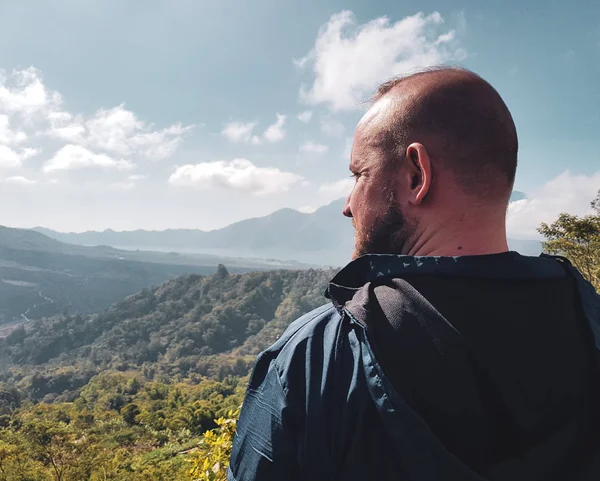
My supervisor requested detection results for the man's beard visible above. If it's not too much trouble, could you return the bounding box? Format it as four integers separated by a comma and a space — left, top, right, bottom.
352, 202, 416, 260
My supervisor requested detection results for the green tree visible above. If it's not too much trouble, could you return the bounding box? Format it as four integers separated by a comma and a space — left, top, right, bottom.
538, 189, 600, 290
21, 419, 81, 481
0, 430, 46, 481
121, 403, 141, 425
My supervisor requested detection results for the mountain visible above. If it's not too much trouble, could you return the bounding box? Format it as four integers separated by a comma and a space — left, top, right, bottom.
0, 226, 310, 325
35, 197, 543, 265
0, 266, 336, 398
33, 200, 353, 266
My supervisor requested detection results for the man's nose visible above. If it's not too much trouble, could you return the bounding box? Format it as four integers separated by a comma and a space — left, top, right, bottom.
343, 195, 352, 218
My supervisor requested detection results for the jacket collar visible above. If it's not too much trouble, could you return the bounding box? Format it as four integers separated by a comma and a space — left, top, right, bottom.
326, 251, 567, 310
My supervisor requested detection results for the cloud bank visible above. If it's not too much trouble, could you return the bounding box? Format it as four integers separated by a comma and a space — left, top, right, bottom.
296, 10, 466, 111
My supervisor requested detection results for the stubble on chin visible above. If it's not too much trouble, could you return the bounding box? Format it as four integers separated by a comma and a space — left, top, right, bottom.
350, 219, 362, 260
350, 207, 415, 260
351, 222, 370, 260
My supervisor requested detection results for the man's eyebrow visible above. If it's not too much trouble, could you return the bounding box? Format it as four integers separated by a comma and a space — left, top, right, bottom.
349, 155, 368, 171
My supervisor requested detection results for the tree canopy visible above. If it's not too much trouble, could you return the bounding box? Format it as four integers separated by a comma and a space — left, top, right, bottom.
538, 190, 600, 290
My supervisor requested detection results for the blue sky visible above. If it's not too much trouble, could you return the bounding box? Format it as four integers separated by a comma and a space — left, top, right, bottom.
0, 0, 598, 238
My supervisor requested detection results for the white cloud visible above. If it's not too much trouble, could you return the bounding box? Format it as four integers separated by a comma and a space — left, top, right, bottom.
0, 115, 27, 144
296, 10, 466, 110
0, 67, 62, 118
222, 121, 256, 143
507, 170, 600, 238
4, 175, 37, 185
300, 141, 329, 154
84, 106, 141, 152
320, 118, 345, 137
109, 174, 146, 191
47, 111, 85, 141
86, 107, 190, 159
169, 158, 303, 195
0, 68, 189, 181
297, 110, 313, 123
47, 111, 73, 123
223, 114, 286, 145
0, 144, 41, 169
123, 123, 190, 160
49, 124, 86, 142
262, 113, 286, 143
44, 144, 134, 173
21, 147, 41, 160
0, 145, 22, 168
47, 105, 191, 160
318, 178, 354, 202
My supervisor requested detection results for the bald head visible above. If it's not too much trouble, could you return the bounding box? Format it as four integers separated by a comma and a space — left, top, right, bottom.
368, 67, 518, 201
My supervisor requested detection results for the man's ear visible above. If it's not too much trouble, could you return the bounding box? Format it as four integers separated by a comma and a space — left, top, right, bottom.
405, 143, 432, 205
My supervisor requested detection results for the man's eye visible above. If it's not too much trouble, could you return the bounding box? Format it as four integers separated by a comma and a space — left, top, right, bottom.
350, 172, 360, 179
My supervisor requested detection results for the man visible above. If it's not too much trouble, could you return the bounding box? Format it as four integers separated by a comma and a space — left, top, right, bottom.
227, 67, 600, 481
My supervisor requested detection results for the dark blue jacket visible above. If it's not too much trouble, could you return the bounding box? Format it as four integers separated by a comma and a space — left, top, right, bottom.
228, 253, 600, 481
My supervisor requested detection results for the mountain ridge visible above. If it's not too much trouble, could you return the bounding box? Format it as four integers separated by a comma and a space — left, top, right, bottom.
0, 225, 312, 324
33, 196, 543, 265
0, 266, 337, 397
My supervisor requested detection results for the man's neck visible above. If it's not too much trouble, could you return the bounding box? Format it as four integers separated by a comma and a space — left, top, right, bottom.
405, 217, 509, 257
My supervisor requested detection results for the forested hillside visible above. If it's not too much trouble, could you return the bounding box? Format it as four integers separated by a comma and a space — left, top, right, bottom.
0, 265, 335, 398
0, 265, 336, 479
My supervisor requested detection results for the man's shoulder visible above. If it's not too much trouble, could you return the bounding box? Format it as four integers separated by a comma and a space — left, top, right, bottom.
266, 303, 343, 360
249, 303, 348, 392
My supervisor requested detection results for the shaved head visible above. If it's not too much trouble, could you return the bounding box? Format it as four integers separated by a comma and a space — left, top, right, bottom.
344, 67, 517, 258
368, 67, 518, 200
